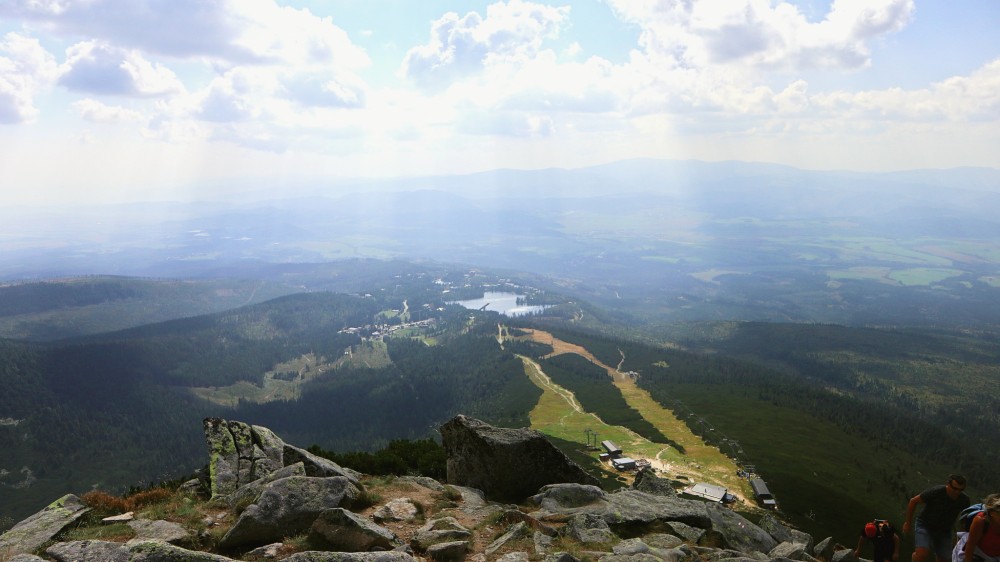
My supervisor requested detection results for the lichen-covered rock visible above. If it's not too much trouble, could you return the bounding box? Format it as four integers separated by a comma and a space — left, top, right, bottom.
439, 415, 599, 502
0, 494, 91, 557
203, 418, 285, 499
218, 475, 360, 549
309, 508, 399, 552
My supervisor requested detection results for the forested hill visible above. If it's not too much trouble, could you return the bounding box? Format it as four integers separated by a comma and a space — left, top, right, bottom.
2, 276, 998, 550
0, 290, 543, 527
0, 276, 299, 341
522, 322, 1000, 548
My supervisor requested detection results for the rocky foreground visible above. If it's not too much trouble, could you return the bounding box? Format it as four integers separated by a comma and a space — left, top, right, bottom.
0, 415, 853, 562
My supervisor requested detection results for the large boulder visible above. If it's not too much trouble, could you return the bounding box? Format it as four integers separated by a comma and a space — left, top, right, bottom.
439, 415, 599, 502
0, 494, 91, 557
203, 418, 285, 499
204, 418, 359, 501
218, 475, 360, 549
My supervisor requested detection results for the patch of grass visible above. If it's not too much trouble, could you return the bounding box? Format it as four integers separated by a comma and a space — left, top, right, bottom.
350, 487, 384, 511
61, 522, 136, 542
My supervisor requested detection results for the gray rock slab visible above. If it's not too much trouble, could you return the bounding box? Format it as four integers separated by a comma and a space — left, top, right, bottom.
374, 498, 420, 523
309, 508, 398, 552
282, 552, 418, 562
644, 533, 685, 549
598, 554, 663, 562
545, 553, 582, 562
604, 490, 711, 534
126, 539, 240, 561
564, 513, 615, 544
425, 540, 470, 562
770, 542, 808, 560
45, 540, 129, 562
614, 538, 652, 555
486, 522, 531, 556
227, 461, 306, 511
813, 537, 835, 561
703, 504, 778, 555
0, 494, 91, 557
126, 518, 190, 545
283, 444, 361, 485
218, 475, 359, 549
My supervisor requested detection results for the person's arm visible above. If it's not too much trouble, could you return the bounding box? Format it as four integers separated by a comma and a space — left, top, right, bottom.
965, 514, 986, 562
892, 532, 900, 561
904, 495, 924, 534
855, 535, 865, 558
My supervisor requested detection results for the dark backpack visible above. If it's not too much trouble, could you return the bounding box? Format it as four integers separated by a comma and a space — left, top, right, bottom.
959, 503, 987, 532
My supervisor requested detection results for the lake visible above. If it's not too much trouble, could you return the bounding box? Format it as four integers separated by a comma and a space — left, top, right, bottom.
449, 292, 549, 317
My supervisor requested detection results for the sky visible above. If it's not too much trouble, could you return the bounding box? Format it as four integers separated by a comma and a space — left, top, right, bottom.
0, 0, 998, 204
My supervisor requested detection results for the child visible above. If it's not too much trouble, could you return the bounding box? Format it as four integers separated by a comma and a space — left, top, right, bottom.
857, 519, 900, 562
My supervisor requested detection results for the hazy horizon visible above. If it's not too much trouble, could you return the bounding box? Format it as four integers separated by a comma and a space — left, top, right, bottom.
2, 1, 999, 205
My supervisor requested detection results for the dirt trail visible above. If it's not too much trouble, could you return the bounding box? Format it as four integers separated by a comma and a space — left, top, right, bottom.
517, 327, 752, 503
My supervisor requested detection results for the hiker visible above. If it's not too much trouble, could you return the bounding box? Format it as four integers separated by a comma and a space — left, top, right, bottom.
960, 494, 1000, 562
904, 474, 971, 562
855, 519, 900, 562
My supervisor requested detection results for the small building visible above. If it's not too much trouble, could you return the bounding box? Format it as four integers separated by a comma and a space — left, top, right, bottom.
682, 483, 737, 504
750, 478, 777, 509
611, 457, 637, 471
599, 453, 610, 462
601, 440, 623, 458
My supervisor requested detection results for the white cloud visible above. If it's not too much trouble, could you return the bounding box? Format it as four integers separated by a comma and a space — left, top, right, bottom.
401, 0, 571, 91
0, 32, 58, 124
58, 41, 184, 97
0, 0, 370, 68
607, 0, 914, 71
457, 108, 555, 137
72, 98, 144, 123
